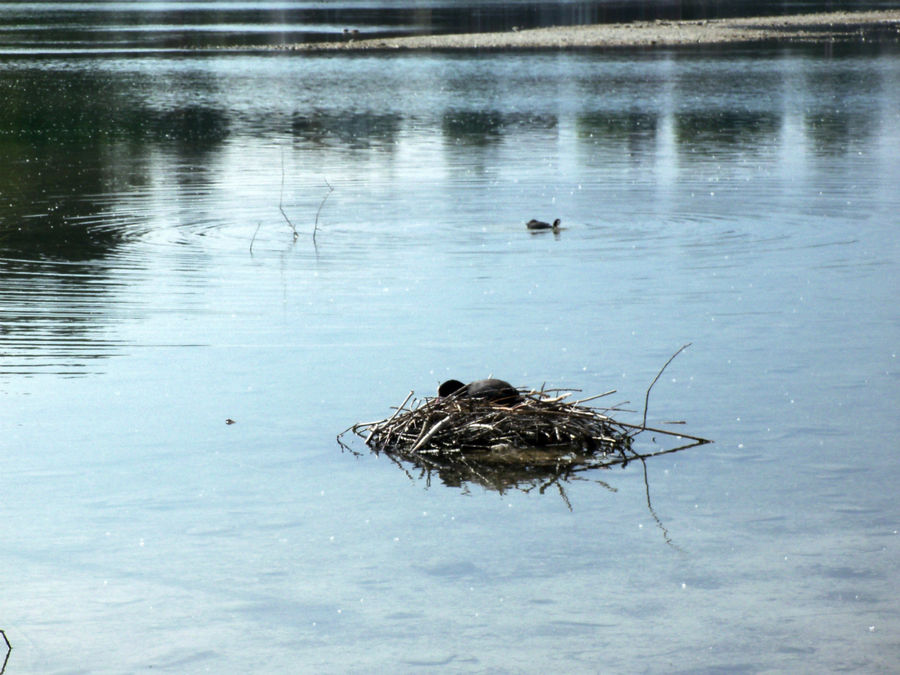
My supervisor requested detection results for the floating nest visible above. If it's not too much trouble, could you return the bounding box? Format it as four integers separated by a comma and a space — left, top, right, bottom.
338, 384, 710, 494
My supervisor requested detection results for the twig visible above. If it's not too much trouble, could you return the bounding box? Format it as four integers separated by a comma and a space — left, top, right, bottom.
556, 481, 573, 511
643, 343, 691, 428
630, 438, 709, 461
368, 391, 415, 440
249, 222, 261, 254
279, 150, 298, 239
411, 416, 451, 452
1, 628, 10, 675
313, 177, 334, 244
617, 420, 711, 445
639, 457, 681, 550
336, 426, 362, 455
571, 389, 617, 405
534, 392, 571, 403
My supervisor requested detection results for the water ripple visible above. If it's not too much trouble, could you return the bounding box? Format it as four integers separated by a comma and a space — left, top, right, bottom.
0, 256, 136, 376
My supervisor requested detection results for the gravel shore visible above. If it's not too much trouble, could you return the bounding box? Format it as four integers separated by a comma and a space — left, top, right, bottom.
283, 10, 900, 51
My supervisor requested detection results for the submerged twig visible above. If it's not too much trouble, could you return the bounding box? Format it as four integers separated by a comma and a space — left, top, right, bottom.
617, 420, 709, 446
313, 176, 334, 244
639, 456, 681, 550
279, 151, 298, 239
249, 222, 261, 254
1, 628, 10, 675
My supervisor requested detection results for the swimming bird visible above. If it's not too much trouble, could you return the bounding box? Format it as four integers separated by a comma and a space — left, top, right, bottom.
438, 378, 521, 404
526, 218, 561, 231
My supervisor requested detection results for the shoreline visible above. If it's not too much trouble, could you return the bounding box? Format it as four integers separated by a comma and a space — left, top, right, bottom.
280, 10, 900, 51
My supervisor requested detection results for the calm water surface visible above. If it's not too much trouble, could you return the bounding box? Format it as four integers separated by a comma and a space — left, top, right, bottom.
1, 26, 899, 675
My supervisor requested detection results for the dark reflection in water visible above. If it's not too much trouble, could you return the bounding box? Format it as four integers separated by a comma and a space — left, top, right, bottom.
443, 110, 558, 146
805, 111, 876, 156
0, 70, 229, 258
292, 110, 401, 151
443, 110, 505, 145
0, 148, 131, 261
2, 71, 121, 258
674, 111, 781, 157
152, 105, 231, 145
577, 111, 658, 159
802, 67, 881, 156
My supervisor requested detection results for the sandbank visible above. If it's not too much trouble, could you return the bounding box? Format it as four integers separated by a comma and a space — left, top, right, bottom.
281, 10, 900, 51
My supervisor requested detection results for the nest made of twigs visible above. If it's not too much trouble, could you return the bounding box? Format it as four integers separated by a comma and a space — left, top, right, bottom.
340, 387, 635, 461
339, 348, 711, 497
338, 381, 711, 496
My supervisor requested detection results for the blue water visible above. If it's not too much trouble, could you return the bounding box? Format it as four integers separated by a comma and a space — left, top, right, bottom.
1, 16, 899, 674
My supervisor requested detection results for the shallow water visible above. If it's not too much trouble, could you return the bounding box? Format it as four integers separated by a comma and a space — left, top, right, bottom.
2, 20, 900, 675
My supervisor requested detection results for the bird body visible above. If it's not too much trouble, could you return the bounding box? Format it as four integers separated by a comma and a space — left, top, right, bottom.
438, 378, 521, 404
526, 218, 561, 231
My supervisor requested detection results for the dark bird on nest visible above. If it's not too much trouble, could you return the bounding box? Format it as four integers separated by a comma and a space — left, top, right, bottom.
526, 218, 561, 231
438, 378, 522, 404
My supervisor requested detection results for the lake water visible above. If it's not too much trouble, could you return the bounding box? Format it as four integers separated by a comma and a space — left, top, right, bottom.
2, 6, 900, 674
